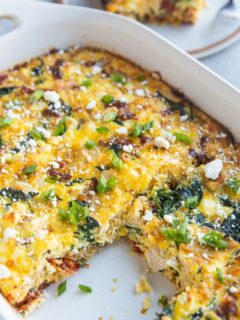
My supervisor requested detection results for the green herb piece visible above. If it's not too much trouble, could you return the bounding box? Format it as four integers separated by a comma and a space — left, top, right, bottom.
85, 140, 96, 149
78, 284, 92, 293
0, 117, 13, 129
202, 231, 228, 250
0, 188, 38, 202
81, 79, 92, 88
29, 90, 44, 103
23, 165, 38, 175
216, 267, 224, 283
226, 177, 239, 194
29, 127, 44, 140
112, 151, 123, 170
40, 189, 56, 202
132, 121, 154, 137
101, 95, 114, 104
96, 175, 118, 194
136, 74, 145, 82
58, 280, 67, 296
174, 132, 191, 145
111, 73, 127, 85
45, 176, 59, 183
59, 200, 89, 225
54, 117, 67, 136
103, 111, 117, 123
96, 126, 109, 134
162, 218, 191, 246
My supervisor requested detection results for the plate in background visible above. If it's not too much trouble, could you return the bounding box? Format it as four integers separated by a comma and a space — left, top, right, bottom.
58, 0, 240, 59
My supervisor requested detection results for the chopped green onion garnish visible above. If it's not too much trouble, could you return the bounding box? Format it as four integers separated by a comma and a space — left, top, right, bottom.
111, 73, 127, 85
162, 218, 191, 246
58, 280, 67, 296
174, 132, 191, 145
85, 140, 96, 149
202, 231, 228, 250
103, 111, 117, 123
132, 121, 154, 137
29, 127, 44, 140
96, 126, 109, 134
59, 200, 89, 225
29, 90, 44, 103
81, 79, 92, 88
0, 117, 13, 129
40, 189, 56, 201
78, 284, 92, 293
112, 152, 123, 170
216, 267, 224, 283
101, 95, 114, 104
23, 165, 38, 175
185, 195, 199, 210
45, 176, 59, 183
96, 175, 118, 194
54, 117, 67, 136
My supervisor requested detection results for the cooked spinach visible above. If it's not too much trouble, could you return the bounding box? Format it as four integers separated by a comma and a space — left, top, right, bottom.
75, 216, 99, 243
31, 58, 44, 76
0, 86, 17, 97
153, 188, 181, 218
66, 178, 84, 186
221, 209, 240, 242
190, 309, 204, 320
179, 180, 202, 210
0, 188, 38, 202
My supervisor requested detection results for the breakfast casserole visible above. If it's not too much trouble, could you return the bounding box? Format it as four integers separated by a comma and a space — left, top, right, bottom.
0, 47, 239, 319
103, 0, 206, 24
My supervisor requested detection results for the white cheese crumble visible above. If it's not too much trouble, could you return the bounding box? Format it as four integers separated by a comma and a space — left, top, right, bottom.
91, 65, 102, 75
120, 97, 127, 103
204, 159, 223, 180
94, 113, 102, 120
143, 210, 153, 222
229, 286, 238, 293
0, 264, 11, 279
154, 137, 170, 150
123, 144, 133, 153
43, 91, 60, 103
49, 161, 60, 169
135, 89, 145, 97
3, 227, 18, 240
116, 127, 128, 135
163, 214, 173, 224
86, 100, 96, 110
180, 115, 188, 122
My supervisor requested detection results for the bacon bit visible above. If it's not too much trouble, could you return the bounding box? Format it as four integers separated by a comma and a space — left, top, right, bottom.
160, 0, 175, 11
89, 178, 98, 191
21, 86, 34, 94
42, 108, 61, 117
49, 48, 58, 54
59, 161, 67, 169
48, 168, 72, 181
106, 100, 136, 121
0, 74, 8, 84
47, 257, 80, 273
217, 296, 237, 319
50, 65, 62, 79
82, 59, 108, 68
128, 240, 144, 256
12, 62, 28, 71
189, 149, 211, 166
139, 135, 152, 145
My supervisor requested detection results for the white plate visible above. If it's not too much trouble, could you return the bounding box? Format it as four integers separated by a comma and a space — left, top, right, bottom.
0, 1, 240, 320
62, 0, 240, 59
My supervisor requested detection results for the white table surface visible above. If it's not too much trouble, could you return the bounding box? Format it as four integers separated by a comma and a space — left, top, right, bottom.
0, 0, 240, 89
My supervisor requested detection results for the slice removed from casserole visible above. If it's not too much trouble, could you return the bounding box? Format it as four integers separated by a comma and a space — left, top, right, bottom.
103, 0, 206, 24
0, 47, 239, 319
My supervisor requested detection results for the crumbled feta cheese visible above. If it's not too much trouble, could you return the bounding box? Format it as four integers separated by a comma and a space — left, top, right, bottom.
94, 113, 102, 120
43, 91, 60, 103
180, 115, 188, 122
86, 100, 96, 110
154, 137, 170, 150
120, 97, 127, 103
54, 101, 62, 109
163, 214, 173, 224
80, 86, 87, 92
116, 127, 128, 135
202, 252, 208, 259
36, 127, 51, 139
143, 210, 153, 222
91, 65, 102, 75
135, 89, 145, 97
0, 264, 11, 279
229, 286, 238, 293
123, 144, 133, 153
49, 161, 60, 169
204, 159, 223, 180
3, 227, 18, 240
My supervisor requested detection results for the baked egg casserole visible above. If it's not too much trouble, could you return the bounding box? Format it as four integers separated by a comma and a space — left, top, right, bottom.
0, 47, 239, 319
103, 0, 206, 24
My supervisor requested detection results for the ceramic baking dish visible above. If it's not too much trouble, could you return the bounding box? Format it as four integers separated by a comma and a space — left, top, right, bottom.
0, 1, 240, 319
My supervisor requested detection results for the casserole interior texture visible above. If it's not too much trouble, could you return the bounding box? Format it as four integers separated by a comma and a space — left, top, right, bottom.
0, 47, 239, 319
103, 0, 206, 24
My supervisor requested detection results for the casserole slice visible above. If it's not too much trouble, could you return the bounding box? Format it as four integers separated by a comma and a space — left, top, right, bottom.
103, 0, 206, 24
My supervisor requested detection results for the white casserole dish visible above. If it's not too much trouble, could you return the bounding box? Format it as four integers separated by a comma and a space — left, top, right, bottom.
0, 1, 240, 319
